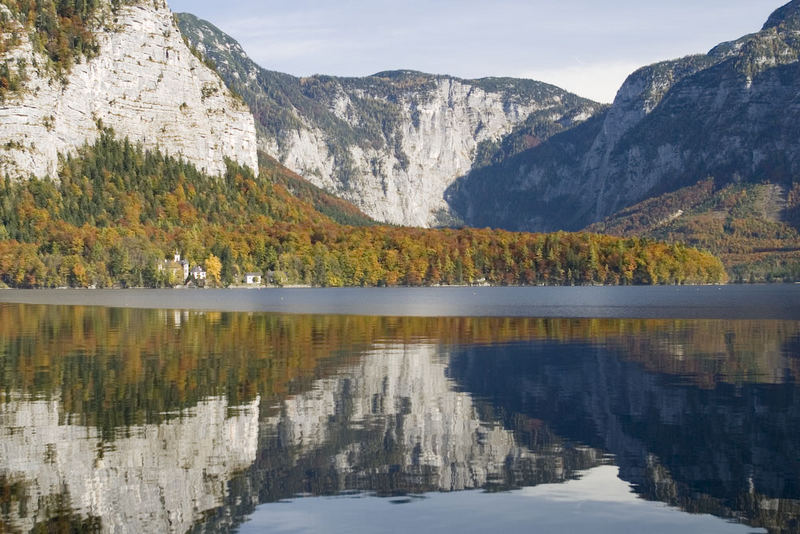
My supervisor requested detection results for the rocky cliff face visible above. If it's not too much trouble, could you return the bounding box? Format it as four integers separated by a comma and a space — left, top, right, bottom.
0, 0, 258, 180
447, 0, 800, 232
176, 14, 600, 227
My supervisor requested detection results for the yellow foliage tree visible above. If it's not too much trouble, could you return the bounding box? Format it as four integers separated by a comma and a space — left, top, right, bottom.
205, 254, 222, 287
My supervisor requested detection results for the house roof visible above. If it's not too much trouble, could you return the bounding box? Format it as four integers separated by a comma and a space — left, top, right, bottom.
191, 266, 205, 273
245, 272, 262, 277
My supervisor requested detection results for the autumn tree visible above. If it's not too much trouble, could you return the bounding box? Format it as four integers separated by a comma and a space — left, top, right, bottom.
205, 254, 222, 287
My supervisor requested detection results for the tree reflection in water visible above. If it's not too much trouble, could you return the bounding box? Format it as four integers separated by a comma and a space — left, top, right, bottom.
0, 303, 797, 533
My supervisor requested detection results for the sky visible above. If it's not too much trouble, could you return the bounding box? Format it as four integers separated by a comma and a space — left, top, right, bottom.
240, 467, 760, 534
168, 0, 784, 103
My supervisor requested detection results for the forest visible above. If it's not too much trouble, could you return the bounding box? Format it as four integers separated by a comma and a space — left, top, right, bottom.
588, 178, 800, 283
1, 0, 107, 69
0, 131, 728, 288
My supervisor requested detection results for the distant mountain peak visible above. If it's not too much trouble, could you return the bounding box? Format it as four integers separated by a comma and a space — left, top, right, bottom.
762, 0, 800, 30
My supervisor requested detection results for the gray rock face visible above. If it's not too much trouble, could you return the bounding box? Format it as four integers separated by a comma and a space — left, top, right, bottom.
0, 0, 258, 180
264, 78, 554, 227
446, 0, 800, 232
176, 14, 600, 227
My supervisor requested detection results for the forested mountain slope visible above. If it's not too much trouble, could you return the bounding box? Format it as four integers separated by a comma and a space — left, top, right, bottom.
258, 152, 375, 227
587, 179, 800, 282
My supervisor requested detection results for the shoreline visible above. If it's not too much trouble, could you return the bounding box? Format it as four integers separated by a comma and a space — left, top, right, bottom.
0, 280, 746, 291
1, 286, 798, 320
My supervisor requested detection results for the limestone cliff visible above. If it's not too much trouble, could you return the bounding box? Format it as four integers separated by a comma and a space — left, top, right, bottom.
176, 14, 601, 227
0, 0, 258, 180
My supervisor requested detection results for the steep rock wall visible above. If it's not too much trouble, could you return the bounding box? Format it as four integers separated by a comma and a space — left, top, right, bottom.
0, 0, 258, 180
263, 79, 572, 227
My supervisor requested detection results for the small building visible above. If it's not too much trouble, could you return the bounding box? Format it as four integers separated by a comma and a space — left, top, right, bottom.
244, 272, 262, 285
174, 253, 189, 281
158, 253, 189, 284
191, 265, 207, 281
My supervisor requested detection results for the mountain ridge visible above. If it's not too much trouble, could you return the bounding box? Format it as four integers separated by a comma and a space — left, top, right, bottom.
176, 12, 602, 227
763, 0, 800, 29
446, 1, 800, 239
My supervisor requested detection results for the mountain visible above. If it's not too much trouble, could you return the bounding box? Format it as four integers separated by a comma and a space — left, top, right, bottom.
0, 1, 728, 289
175, 13, 602, 227
0, 0, 257, 179
446, 0, 800, 240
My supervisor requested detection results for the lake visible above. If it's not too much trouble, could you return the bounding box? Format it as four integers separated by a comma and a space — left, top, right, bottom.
0, 287, 798, 533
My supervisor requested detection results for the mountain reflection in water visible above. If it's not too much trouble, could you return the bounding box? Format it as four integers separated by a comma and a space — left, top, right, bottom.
0, 303, 797, 533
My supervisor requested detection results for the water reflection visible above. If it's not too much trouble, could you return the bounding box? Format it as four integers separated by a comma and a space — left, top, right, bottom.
0, 304, 798, 533
447, 342, 800, 533
259, 344, 603, 494
0, 395, 258, 533
237, 468, 762, 534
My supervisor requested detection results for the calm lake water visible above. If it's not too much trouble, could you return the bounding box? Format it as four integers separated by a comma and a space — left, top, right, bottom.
0, 288, 799, 533
1, 284, 799, 318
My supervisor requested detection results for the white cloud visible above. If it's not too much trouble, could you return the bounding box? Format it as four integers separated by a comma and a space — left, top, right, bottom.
172, 0, 782, 99
521, 61, 645, 103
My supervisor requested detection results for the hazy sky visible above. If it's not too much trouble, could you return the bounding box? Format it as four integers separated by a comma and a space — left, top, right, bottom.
168, 0, 784, 103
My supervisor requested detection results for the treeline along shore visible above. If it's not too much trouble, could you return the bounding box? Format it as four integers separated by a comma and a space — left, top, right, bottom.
0, 132, 727, 288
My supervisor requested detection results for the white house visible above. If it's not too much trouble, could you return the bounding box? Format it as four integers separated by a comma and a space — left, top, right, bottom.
191, 266, 207, 281
244, 272, 262, 285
